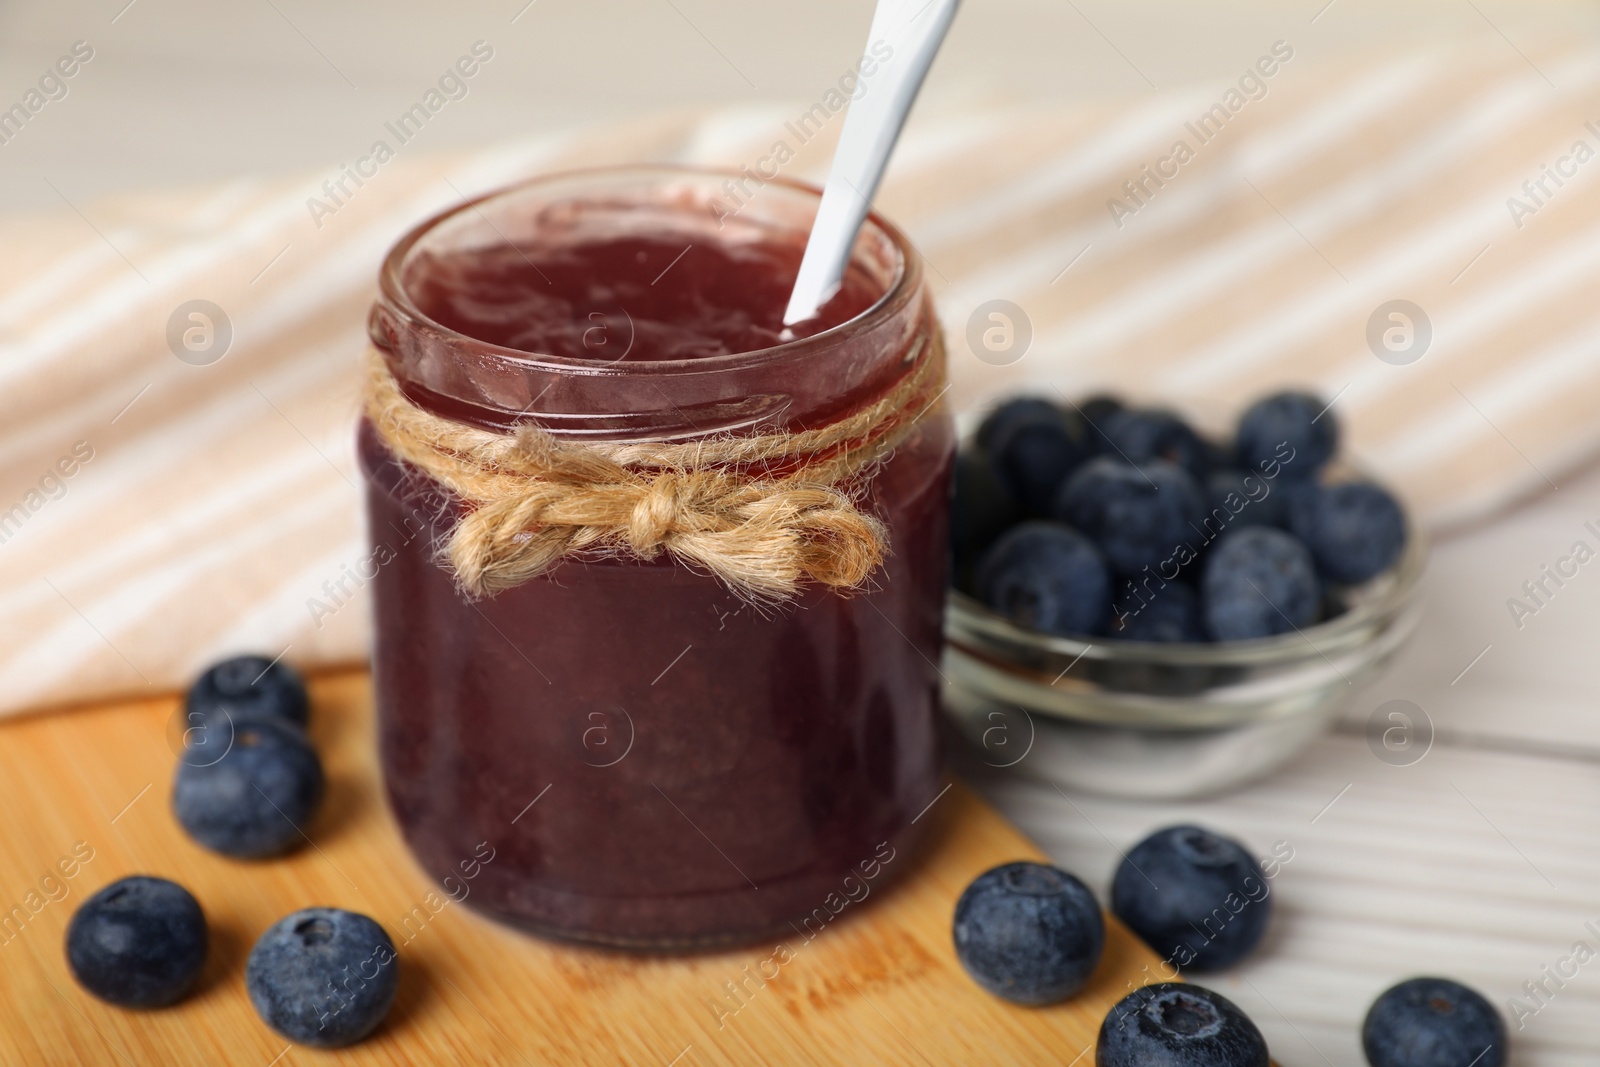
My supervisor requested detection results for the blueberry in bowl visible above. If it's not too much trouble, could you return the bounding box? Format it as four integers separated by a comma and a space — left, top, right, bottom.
1076, 394, 1124, 444
1055, 457, 1206, 577
1235, 390, 1337, 481
1110, 580, 1203, 644
975, 522, 1112, 638
1200, 527, 1321, 641
976, 395, 1066, 452
1287, 480, 1407, 585
1205, 469, 1285, 529
951, 449, 1018, 589
945, 389, 1425, 798
984, 401, 1090, 517
1098, 407, 1213, 483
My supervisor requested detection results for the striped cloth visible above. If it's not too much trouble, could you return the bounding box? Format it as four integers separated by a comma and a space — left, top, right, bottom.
1, 40, 1595, 717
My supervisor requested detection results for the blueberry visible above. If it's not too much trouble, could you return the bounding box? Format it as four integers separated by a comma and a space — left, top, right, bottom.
1111, 825, 1271, 972
247, 908, 398, 1048
1099, 408, 1210, 481
1110, 581, 1203, 643
1236, 390, 1338, 482
976, 522, 1111, 637
1204, 469, 1286, 531
953, 861, 1105, 1005
987, 407, 1089, 516
1077, 394, 1124, 427
951, 449, 1018, 588
1200, 527, 1320, 641
1363, 977, 1506, 1067
1286, 481, 1407, 585
1204, 435, 1238, 472
65, 876, 207, 1008
976, 396, 1063, 452
1075, 394, 1124, 454
186, 654, 309, 728
1056, 457, 1205, 577
1097, 982, 1269, 1067
173, 717, 325, 858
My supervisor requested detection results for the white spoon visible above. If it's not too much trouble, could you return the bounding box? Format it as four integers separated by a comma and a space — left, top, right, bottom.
782, 0, 962, 327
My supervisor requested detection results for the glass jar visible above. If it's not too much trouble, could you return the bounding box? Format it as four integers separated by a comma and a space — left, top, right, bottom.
360, 167, 952, 949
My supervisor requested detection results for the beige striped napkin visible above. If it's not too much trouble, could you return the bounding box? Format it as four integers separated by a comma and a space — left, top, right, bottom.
2, 39, 1595, 717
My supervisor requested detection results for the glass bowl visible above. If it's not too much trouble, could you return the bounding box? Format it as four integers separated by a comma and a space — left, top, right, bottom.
942, 520, 1426, 799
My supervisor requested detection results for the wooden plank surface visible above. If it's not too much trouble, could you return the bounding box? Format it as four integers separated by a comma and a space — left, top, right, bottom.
0, 670, 1163, 1065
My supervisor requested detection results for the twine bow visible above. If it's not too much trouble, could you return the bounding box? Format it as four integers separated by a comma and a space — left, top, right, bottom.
363, 333, 944, 601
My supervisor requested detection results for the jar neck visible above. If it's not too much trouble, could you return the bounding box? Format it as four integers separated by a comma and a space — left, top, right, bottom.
368, 166, 928, 441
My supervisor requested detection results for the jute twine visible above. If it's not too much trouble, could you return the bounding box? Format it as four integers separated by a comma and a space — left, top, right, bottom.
363, 332, 945, 601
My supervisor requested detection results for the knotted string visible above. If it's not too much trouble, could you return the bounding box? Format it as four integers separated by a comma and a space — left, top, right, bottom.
363, 332, 945, 601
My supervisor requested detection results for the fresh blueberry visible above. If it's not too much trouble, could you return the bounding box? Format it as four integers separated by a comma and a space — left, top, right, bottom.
976, 396, 1063, 452
1286, 481, 1407, 585
951, 449, 1018, 588
1204, 469, 1286, 531
1099, 408, 1211, 482
1110, 581, 1203, 643
1055, 457, 1205, 577
1078, 394, 1123, 423
186, 654, 309, 728
976, 522, 1111, 637
1097, 982, 1269, 1067
1235, 390, 1338, 481
1363, 977, 1506, 1067
247, 908, 398, 1048
1075, 394, 1124, 452
65, 876, 208, 1008
1111, 825, 1271, 972
1205, 435, 1238, 472
172, 717, 325, 859
987, 407, 1089, 516
1200, 527, 1320, 641
953, 861, 1105, 1005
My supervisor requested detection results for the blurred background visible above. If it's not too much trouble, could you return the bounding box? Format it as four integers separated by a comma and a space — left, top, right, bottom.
3, 0, 1596, 206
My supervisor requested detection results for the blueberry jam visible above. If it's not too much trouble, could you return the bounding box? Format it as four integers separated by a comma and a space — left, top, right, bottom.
364, 177, 951, 949
404, 233, 880, 361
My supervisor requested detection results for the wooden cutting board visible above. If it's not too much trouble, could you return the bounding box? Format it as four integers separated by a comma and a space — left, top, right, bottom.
0, 670, 1163, 1065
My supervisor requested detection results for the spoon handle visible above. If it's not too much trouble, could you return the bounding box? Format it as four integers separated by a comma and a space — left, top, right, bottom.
783, 0, 961, 326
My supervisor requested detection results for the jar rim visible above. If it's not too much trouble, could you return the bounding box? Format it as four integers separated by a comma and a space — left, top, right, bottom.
373, 164, 922, 378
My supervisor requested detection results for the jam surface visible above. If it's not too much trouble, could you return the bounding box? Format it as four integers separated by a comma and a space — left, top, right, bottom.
405, 234, 881, 360
367, 220, 950, 948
